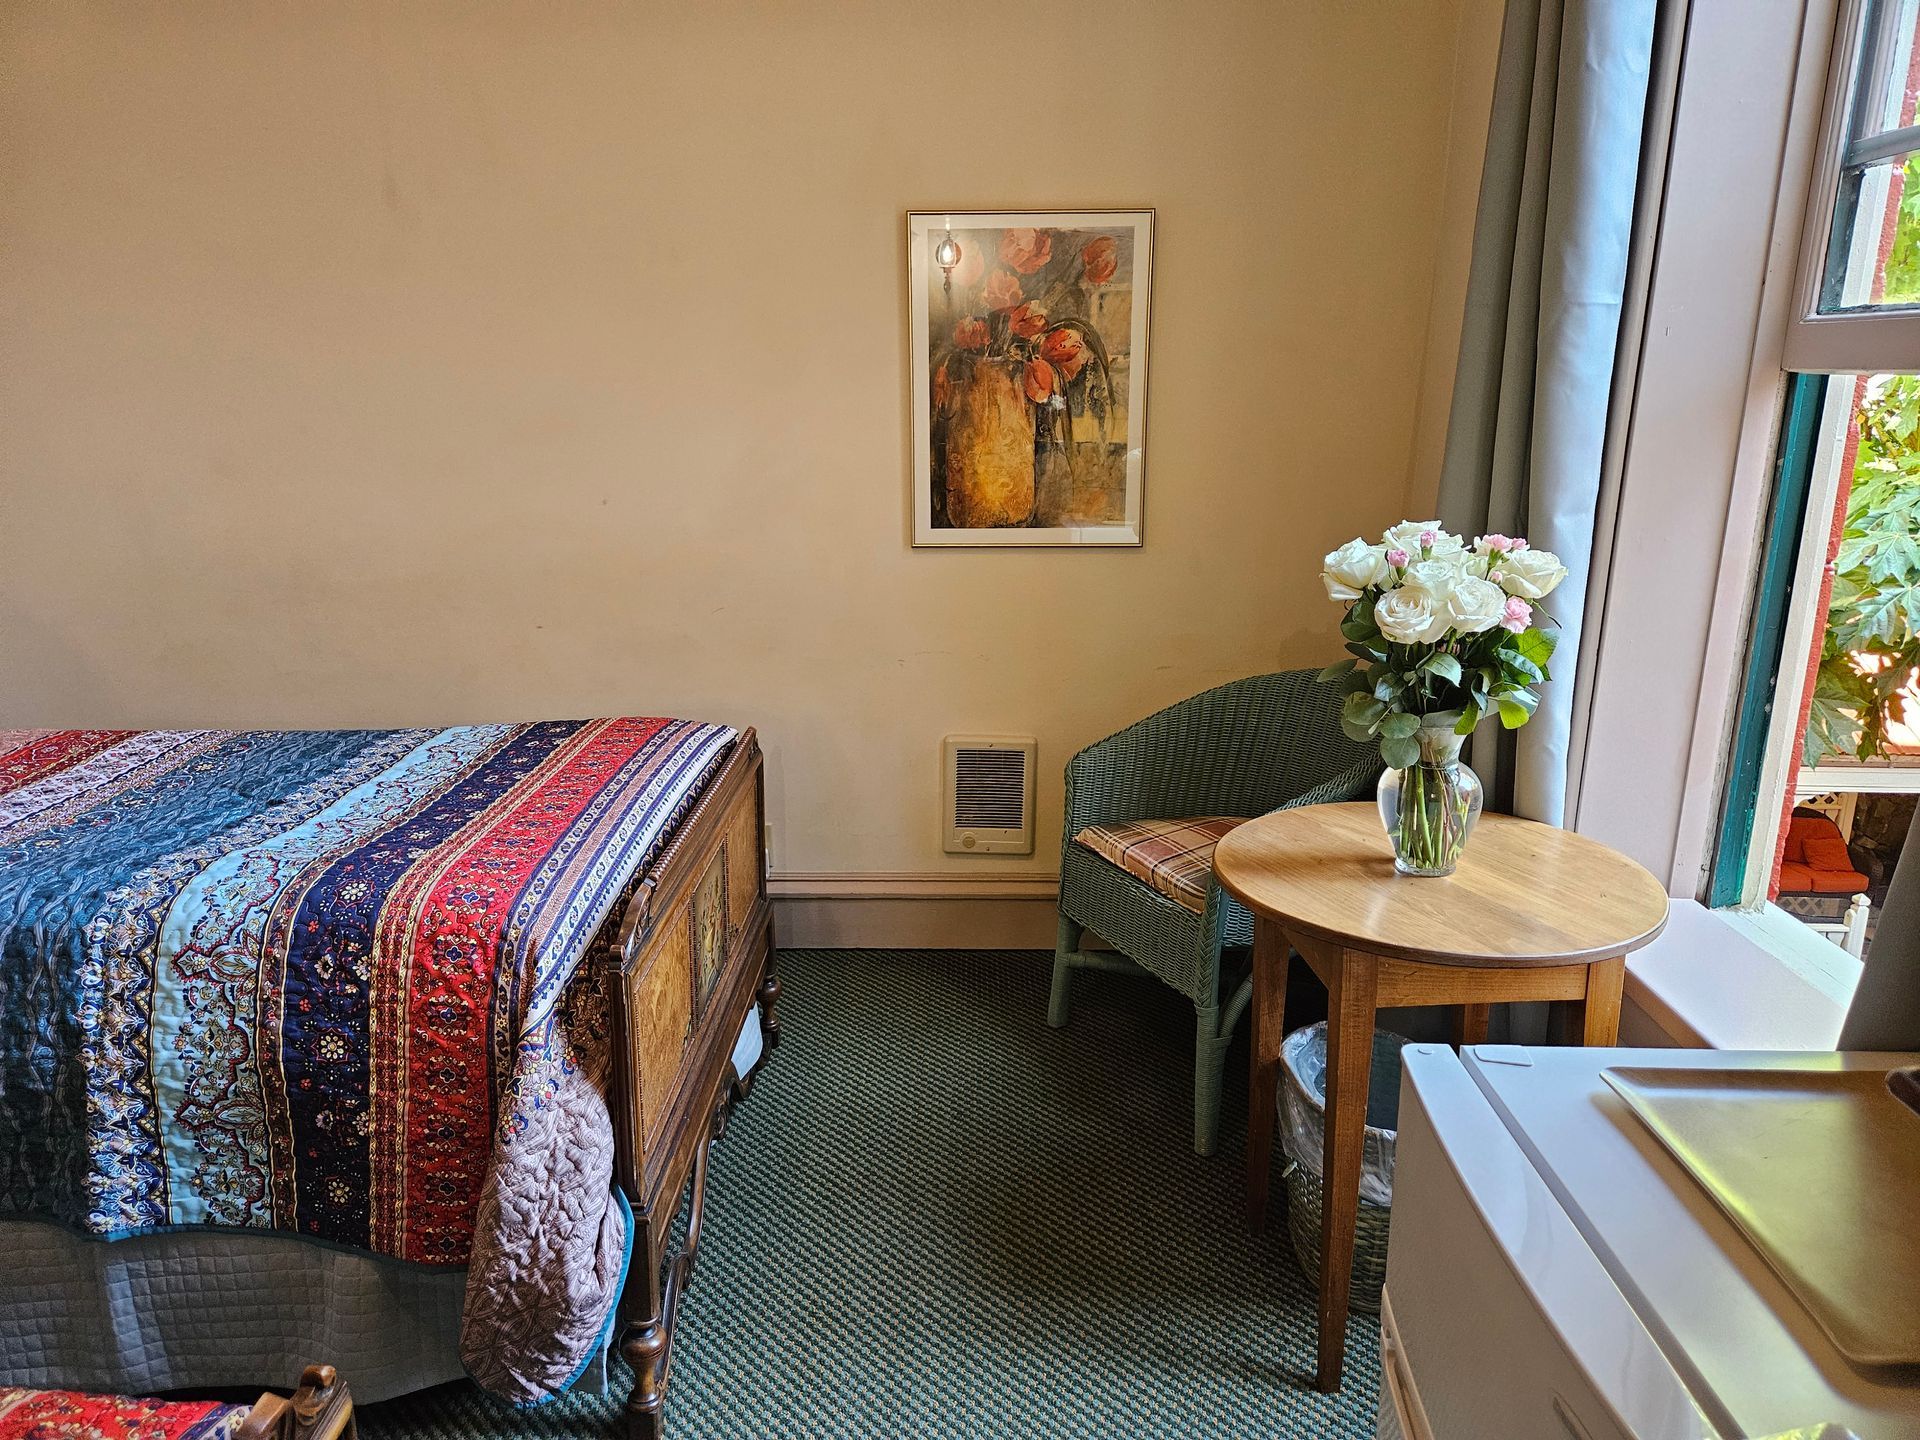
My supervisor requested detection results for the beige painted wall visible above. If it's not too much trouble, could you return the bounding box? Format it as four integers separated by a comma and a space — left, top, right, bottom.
0, 1, 1484, 886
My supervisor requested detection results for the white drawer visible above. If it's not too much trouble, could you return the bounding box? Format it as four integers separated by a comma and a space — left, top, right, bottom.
1384, 1048, 1712, 1440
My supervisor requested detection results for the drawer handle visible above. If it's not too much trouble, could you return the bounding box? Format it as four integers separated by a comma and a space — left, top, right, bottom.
1551, 1395, 1595, 1440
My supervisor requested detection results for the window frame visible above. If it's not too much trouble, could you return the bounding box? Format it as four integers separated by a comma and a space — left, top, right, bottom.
1786, 0, 1920, 373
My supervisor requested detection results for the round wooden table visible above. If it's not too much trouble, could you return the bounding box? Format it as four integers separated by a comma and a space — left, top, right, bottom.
1212, 801, 1668, 1393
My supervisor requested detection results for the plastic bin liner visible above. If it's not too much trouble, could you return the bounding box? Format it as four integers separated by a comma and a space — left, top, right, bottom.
1279, 1021, 1410, 1208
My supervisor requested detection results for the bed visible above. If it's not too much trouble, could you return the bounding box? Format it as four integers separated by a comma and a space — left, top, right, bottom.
0, 722, 778, 1440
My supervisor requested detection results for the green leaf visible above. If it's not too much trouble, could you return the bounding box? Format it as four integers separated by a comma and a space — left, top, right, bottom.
1342, 693, 1386, 734
1454, 708, 1482, 736
1379, 712, 1420, 740
1496, 690, 1539, 729
1502, 653, 1545, 686
1509, 627, 1557, 669
1380, 735, 1420, 770
1345, 641, 1386, 663
1317, 658, 1357, 683
1421, 652, 1463, 685
1341, 669, 1374, 696
1340, 612, 1381, 644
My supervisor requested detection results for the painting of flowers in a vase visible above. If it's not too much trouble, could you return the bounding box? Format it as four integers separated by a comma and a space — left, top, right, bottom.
910, 210, 1152, 546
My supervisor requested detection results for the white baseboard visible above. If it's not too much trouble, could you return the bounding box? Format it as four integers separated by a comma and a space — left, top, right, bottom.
768, 871, 1060, 950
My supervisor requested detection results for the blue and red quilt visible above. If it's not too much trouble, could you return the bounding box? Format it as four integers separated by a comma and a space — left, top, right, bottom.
0, 720, 736, 1403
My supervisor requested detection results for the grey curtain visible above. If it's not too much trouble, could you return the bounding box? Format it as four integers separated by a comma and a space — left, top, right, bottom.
1437, 0, 1659, 823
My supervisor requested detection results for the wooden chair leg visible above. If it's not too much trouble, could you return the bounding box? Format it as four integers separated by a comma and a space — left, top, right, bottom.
1316, 949, 1378, 1393
1245, 918, 1289, 1230
1049, 913, 1082, 1028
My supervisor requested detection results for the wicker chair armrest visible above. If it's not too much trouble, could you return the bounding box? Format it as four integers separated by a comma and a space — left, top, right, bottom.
1267, 751, 1383, 814
1062, 670, 1380, 855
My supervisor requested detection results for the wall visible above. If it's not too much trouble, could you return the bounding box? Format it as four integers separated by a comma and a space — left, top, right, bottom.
1404, 0, 1507, 517
0, 2, 1484, 927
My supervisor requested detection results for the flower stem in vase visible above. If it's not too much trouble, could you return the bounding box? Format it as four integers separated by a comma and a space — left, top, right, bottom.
1380, 724, 1485, 877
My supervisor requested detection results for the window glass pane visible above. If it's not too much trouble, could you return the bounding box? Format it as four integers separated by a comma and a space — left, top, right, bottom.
1818, 0, 1920, 314
1763, 374, 1920, 962
1853, 0, 1920, 141
1823, 152, 1920, 309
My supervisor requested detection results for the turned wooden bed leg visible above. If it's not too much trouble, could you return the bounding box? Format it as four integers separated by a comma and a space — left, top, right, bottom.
621, 1249, 669, 1440
756, 914, 782, 1051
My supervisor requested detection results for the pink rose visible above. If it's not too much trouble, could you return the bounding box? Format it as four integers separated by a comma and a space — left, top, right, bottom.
1385, 548, 1410, 568
1500, 596, 1533, 633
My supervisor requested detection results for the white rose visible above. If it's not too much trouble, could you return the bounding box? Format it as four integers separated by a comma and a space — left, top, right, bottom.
1442, 575, 1506, 634
1383, 520, 1465, 557
1374, 586, 1448, 646
1402, 559, 1462, 600
1495, 546, 1569, 600
1322, 537, 1389, 601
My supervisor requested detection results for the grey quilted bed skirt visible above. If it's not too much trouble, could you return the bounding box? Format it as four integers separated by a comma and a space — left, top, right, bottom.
0, 1220, 609, 1401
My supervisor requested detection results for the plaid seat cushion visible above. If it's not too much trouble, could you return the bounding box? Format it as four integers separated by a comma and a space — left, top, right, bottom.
1072, 816, 1248, 912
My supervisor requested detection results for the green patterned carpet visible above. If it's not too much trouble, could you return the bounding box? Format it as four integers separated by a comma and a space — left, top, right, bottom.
360, 948, 1380, 1438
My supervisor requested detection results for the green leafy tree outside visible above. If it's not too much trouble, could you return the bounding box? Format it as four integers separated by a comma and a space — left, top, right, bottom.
1804, 153, 1920, 765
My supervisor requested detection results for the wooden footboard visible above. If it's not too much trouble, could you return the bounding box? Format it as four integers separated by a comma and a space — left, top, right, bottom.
602, 729, 777, 1440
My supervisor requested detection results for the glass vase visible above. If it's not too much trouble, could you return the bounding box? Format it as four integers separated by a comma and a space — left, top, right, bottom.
1376, 721, 1484, 877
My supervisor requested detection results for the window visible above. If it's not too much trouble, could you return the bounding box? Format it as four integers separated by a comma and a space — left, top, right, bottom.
1789, 0, 1920, 370
1715, 0, 1920, 969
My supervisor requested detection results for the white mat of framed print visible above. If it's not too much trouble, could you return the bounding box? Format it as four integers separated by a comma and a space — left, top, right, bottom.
909, 209, 1151, 547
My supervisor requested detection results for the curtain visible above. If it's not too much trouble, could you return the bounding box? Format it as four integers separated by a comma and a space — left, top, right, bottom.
1437, 0, 1659, 823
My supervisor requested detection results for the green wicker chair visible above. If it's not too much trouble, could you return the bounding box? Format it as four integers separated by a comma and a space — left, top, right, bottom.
1050, 670, 1382, 1155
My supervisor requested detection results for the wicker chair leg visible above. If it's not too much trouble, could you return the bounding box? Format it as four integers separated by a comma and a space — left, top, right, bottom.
1049, 913, 1082, 1028
1192, 1002, 1228, 1156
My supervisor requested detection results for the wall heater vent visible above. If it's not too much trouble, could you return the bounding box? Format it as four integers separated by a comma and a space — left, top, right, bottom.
943, 735, 1036, 855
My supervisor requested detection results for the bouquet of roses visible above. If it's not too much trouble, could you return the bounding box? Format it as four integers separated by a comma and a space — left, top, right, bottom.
1317, 521, 1566, 770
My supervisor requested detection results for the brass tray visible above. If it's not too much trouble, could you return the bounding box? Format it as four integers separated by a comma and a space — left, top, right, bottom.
1603, 1066, 1920, 1370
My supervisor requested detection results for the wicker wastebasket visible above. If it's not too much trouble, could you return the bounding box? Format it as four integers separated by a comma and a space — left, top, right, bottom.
1278, 1021, 1409, 1314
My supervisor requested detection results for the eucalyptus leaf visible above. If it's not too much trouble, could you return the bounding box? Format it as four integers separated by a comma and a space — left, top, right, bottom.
1421, 652, 1463, 685
1379, 712, 1420, 740
1317, 658, 1357, 683
1380, 736, 1420, 770
1342, 693, 1386, 729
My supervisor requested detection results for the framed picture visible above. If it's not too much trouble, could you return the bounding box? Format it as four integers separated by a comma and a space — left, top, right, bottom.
909, 209, 1152, 547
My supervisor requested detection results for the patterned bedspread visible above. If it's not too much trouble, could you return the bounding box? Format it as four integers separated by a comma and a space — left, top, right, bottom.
0, 1386, 248, 1440
0, 720, 736, 1404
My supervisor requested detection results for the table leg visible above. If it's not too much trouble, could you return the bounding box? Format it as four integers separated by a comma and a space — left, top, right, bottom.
1245, 917, 1289, 1232
1574, 954, 1626, 1046
1453, 1003, 1491, 1048
1316, 948, 1377, 1393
